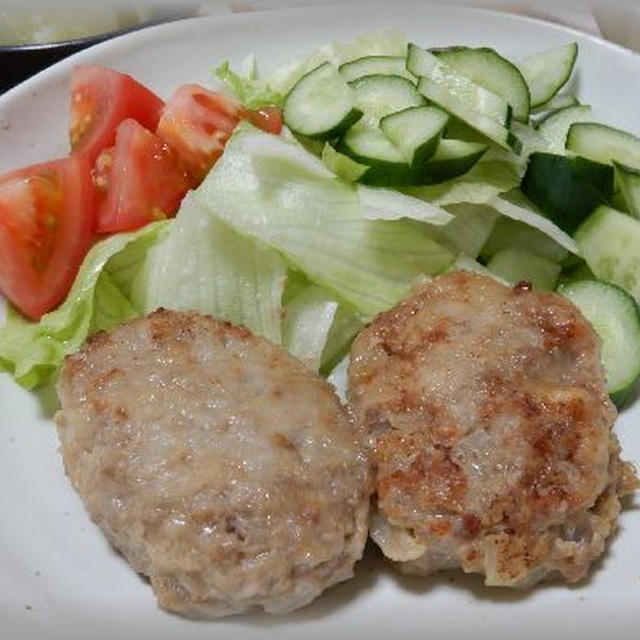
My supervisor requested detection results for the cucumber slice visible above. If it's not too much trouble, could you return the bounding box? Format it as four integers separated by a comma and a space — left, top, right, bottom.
558, 279, 640, 406
321, 143, 368, 182
282, 62, 362, 139
566, 122, 640, 169
349, 74, 425, 126
531, 92, 578, 115
422, 139, 487, 182
379, 105, 448, 168
521, 152, 614, 233
337, 128, 413, 186
487, 246, 561, 291
433, 46, 530, 122
339, 55, 415, 82
536, 105, 593, 153
407, 44, 511, 125
574, 205, 640, 304
518, 42, 578, 108
416, 76, 521, 152
614, 161, 640, 218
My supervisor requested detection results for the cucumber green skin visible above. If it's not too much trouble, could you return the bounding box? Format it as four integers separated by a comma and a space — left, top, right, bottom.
558, 279, 640, 407
335, 137, 417, 186
285, 107, 363, 141
433, 46, 531, 122
521, 152, 614, 234
421, 145, 487, 183
339, 55, 415, 82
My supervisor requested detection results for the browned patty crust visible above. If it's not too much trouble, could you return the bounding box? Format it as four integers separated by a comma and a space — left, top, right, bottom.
348, 271, 637, 587
55, 309, 371, 617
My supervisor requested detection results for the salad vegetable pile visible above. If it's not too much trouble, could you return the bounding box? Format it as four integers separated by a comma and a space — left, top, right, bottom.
1, 29, 639, 405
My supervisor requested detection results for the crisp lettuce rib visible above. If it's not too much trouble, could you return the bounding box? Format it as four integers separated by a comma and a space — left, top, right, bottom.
131, 192, 287, 345
196, 123, 454, 318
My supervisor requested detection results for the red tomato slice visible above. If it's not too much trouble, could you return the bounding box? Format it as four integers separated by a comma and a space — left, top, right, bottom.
0, 156, 95, 320
94, 118, 191, 234
69, 65, 164, 165
156, 84, 244, 182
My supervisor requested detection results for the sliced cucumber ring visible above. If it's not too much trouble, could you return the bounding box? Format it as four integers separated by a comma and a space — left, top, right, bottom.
336, 128, 414, 186
422, 138, 487, 182
282, 62, 362, 139
574, 205, 640, 306
558, 279, 640, 406
379, 105, 448, 168
339, 55, 415, 82
519, 42, 578, 108
349, 73, 425, 127
614, 160, 640, 219
566, 122, 640, 169
536, 104, 593, 153
434, 46, 531, 122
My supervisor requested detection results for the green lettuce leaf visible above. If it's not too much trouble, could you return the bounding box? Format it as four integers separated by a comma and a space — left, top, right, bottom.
0, 221, 168, 388
405, 160, 520, 207
131, 191, 287, 344
214, 56, 284, 108
196, 123, 454, 318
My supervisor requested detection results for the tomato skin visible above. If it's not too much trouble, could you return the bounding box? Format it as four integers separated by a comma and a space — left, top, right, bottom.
0, 156, 95, 320
156, 84, 244, 182
70, 65, 164, 165
94, 119, 191, 234
246, 105, 283, 135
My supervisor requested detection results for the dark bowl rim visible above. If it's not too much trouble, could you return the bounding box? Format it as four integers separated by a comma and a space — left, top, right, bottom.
0, 14, 190, 53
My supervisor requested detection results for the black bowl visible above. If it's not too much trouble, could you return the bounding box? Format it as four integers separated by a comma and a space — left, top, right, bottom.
0, 14, 193, 94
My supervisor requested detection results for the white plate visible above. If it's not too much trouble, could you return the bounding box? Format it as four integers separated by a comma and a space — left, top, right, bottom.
1, 4, 639, 639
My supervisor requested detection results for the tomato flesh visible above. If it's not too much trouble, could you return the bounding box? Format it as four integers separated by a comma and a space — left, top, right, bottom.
94, 119, 191, 234
0, 156, 95, 320
70, 65, 164, 164
245, 105, 283, 135
156, 84, 244, 183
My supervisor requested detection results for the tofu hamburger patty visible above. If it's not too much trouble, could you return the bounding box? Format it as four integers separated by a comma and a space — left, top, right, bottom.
347, 271, 637, 587
55, 309, 371, 617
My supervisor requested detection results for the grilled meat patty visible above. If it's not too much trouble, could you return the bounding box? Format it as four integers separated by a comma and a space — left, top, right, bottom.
348, 271, 637, 587
55, 309, 371, 617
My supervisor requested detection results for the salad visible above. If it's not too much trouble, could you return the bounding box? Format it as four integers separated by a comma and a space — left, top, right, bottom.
0, 28, 639, 407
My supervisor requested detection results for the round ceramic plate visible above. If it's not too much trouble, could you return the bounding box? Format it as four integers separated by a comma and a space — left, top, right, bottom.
1, 4, 638, 639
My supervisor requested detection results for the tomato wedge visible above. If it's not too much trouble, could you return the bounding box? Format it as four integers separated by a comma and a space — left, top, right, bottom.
94, 119, 191, 234
0, 156, 95, 320
70, 65, 164, 164
156, 84, 243, 183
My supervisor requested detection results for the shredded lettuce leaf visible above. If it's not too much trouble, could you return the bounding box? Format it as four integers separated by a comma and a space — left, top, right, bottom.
196, 123, 454, 317
132, 192, 286, 344
487, 190, 580, 255
214, 56, 284, 108
426, 203, 498, 258
405, 160, 520, 207
266, 27, 408, 96
0, 221, 168, 389
282, 285, 339, 371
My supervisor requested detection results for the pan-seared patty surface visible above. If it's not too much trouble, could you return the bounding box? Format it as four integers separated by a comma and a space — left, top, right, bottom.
348, 271, 637, 587
55, 309, 371, 617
